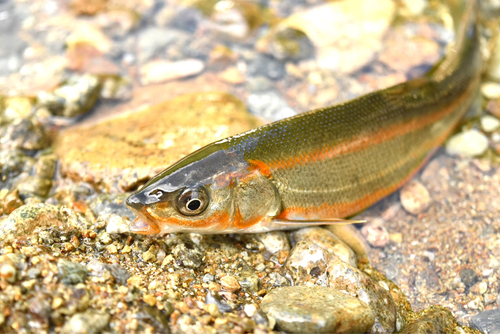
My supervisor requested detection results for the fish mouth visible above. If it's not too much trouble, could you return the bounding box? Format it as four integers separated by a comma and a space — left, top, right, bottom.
129, 211, 160, 235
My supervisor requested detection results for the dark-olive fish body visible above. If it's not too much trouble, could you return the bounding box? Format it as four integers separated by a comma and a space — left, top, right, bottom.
126, 0, 481, 235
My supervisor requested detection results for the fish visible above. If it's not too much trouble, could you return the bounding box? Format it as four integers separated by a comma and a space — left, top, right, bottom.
126, 0, 482, 235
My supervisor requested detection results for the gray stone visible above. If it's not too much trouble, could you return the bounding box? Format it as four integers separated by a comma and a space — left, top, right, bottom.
459, 268, 478, 288
261, 286, 375, 333
57, 259, 88, 285
137, 27, 179, 63
247, 54, 286, 80
61, 310, 110, 334
89, 193, 135, 221
471, 308, 500, 334
247, 91, 296, 122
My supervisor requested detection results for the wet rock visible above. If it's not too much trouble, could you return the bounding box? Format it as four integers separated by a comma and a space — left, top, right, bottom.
481, 115, 500, 133
61, 310, 110, 334
140, 59, 205, 85
378, 30, 440, 74
284, 241, 333, 286
446, 129, 489, 158
58, 259, 88, 285
0, 117, 50, 150
399, 307, 459, 334
1, 189, 23, 214
0, 149, 35, 188
276, 0, 394, 73
219, 67, 245, 84
361, 219, 389, 248
137, 305, 171, 333
290, 227, 357, 267
220, 275, 240, 292
327, 259, 397, 333
205, 291, 232, 313
400, 180, 431, 215
0, 203, 89, 242
255, 231, 290, 254
481, 82, 500, 100
89, 194, 134, 220
247, 91, 296, 122
55, 92, 261, 192
459, 268, 478, 288
204, 1, 262, 40
37, 74, 101, 117
260, 286, 375, 333
103, 213, 130, 234
16, 176, 52, 198
0, 256, 17, 283
70, 0, 107, 15
246, 54, 286, 81
87, 259, 130, 285
257, 26, 314, 60
0, 96, 33, 125
137, 27, 179, 63
167, 235, 203, 269
235, 262, 260, 292
470, 308, 500, 334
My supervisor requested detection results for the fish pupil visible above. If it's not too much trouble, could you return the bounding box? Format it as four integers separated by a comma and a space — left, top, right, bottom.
187, 199, 201, 211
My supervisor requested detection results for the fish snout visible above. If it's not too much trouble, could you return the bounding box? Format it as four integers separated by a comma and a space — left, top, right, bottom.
126, 193, 144, 212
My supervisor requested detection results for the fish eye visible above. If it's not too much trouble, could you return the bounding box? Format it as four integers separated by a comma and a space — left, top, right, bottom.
177, 187, 209, 216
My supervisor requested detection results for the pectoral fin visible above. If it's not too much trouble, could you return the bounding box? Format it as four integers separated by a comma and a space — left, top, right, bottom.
268, 217, 365, 230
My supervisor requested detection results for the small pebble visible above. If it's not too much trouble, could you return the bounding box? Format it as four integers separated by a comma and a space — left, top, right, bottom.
446, 129, 489, 157
243, 304, 257, 317
143, 294, 157, 307
481, 115, 500, 133
220, 275, 241, 292
140, 59, 205, 85
104, 214, 130, 234
360, 219, 389, 248
479, 281, 488, 294
0, 262, 16, 283
481, 82, 500, 100
400, 180, 431, 215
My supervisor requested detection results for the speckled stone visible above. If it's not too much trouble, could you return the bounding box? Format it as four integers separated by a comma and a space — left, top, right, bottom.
290, 227, 357, 267
399, 307, 460, 334
260, 286, 375, 333
37, 74, 101, 117
255, 231, 290, 254
0, 203, 90, 242
400, 180, 431, 215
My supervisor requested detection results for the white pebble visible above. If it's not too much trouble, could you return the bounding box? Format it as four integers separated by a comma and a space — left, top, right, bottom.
244, 304, 257, 317
481, 82, 500, 100
446, 129, 489, 158
481, 115, 500, 132
105, 214, 130, 234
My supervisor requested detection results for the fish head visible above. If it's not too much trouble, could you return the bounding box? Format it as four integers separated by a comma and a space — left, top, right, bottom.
126, 144, 281, 234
